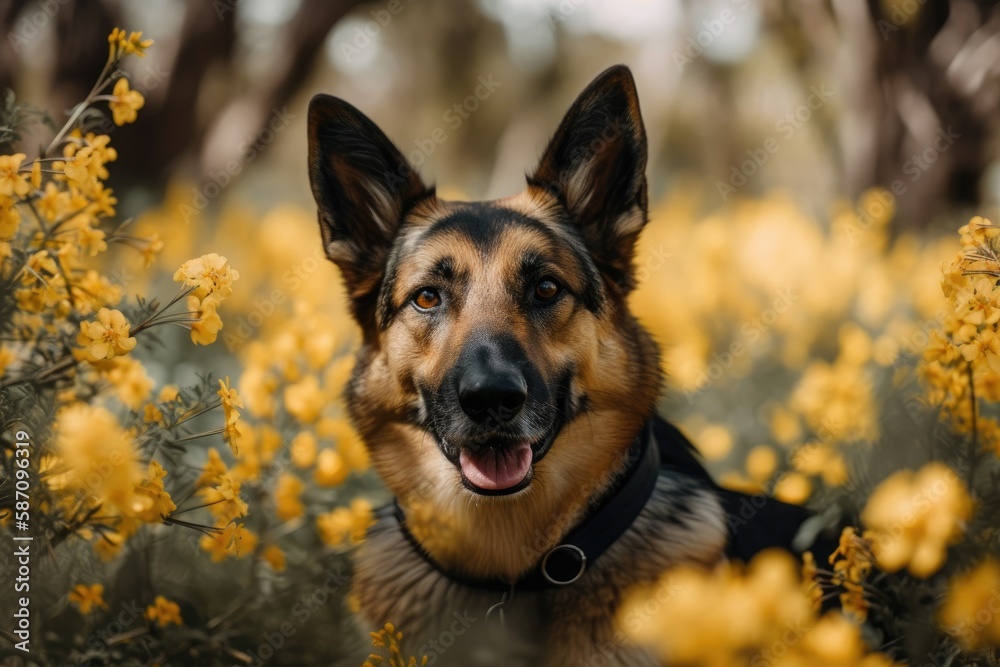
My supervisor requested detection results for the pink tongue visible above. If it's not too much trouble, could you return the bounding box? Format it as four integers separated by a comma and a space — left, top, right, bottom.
459, 442, 533, 491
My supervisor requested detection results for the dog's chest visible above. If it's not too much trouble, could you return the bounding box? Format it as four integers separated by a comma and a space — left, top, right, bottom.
349, 475, 727, 667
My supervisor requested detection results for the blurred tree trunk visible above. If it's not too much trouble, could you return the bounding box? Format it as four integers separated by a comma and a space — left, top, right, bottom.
0, 0, 33, 94
1, 0, 367, 189
833, 0, 1000, 228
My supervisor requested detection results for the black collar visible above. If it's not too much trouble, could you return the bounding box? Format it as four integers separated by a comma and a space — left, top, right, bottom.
387, 418, 666, 592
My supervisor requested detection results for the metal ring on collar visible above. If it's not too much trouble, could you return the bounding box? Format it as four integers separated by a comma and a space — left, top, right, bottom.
541, 544, 587, 585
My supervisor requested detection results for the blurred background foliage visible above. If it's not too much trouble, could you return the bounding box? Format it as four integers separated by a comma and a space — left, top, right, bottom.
5, 0, 1000, 223
2, 0, 1000, 665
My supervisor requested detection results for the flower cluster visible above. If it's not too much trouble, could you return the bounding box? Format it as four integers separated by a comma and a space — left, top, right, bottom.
616, 205, 1000, 665
363, 623, 428, 667
860, 462, 973, 578
938, 558, 1000, 650
826, 527, 875, 621
0, 30, 264, 663
173, 253, 240, 345
619, 549, 901, 666
922, 216, 1000, 456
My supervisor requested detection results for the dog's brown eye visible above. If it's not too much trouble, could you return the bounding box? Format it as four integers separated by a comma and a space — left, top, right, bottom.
535, 279, 560, 302
413, 288, 440, 311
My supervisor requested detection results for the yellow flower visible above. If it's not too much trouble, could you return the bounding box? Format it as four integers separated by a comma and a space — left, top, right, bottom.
109, 78, 145, 126
801, 551, 823, 609
262, 544, 286, 571
958, 215, 1000, 249
58, 147, 105, 192
619, 548, 901, 667
189, 295, 223, 346
790, 358, 878, 444
21, 249, 58, 286
239, 363, 278, 419
314, 448, 348, 487
140, 232, 164, 267
82, 132, 118, 164
952, 278, 1000, 363
317, 498, 374, 546
0, 153, 29, 197
791, 613, 901, 666
695, 423, 733, 460
75, 308, 137, 362
0, 196, 20, 239
197, 474, 248, 523
143, 403, 164, 424
158, 384, 180, 402
197, 448, 228, 488
36, 182, 71, 222
290, 431, 318, 468
68, 584, 108, 615
199, 528, 231, 563
274, 474, 305, 521
284, 375, 325, 424
92, 530, 127, 562
323, 353, 355, 400
365, 624, 427, 667
173, 253, 239, 303
15, 282, 63, 313
199, 522, 258, 561
29, 160, 40, 189
939, 558, 1000, 650
317, 418, 369, 471
124, 31, 154, 56
770, 406, 803, 445
132, 460, 176, 522
774, 471, 812, 505
102, 357, 154, 410
619, 550, 815, 664
828, 527, 874, 621
87, 182, 117, 218
109, 28, 153, 57
792, 441, 848, 487
145, 596, 182, 627
217, 377, 244, 453
227, 522, 259, 556
54, 404, 144, 515
0, 345, 16, 377
861, 463, 973, 578
745, 445, 778, 483
71, 270, 122, 315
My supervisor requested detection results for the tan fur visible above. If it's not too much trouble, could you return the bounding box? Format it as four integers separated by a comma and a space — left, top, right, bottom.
349, 194, 661, 581
336, 193, 725, 667
349, 474, 728, 666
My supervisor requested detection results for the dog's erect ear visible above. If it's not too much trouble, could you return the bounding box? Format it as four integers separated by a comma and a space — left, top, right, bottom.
308, 94, 430, 318
529, 65, 649, 292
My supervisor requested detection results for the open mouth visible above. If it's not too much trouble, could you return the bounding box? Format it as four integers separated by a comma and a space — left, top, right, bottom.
459, 442, 533, 493
442, 426, 561, 496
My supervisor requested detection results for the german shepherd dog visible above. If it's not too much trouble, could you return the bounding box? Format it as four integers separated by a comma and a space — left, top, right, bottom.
308, 66, 830, 666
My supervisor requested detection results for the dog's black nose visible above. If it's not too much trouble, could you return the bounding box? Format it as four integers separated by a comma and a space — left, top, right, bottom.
458, 367, 527, 424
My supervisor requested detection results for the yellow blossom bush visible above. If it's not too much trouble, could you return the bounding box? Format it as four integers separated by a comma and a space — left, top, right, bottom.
938, 558, 1000, 650
860, 463, 973, 578
0, 30, 294, 665
619, 549, 901, 666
